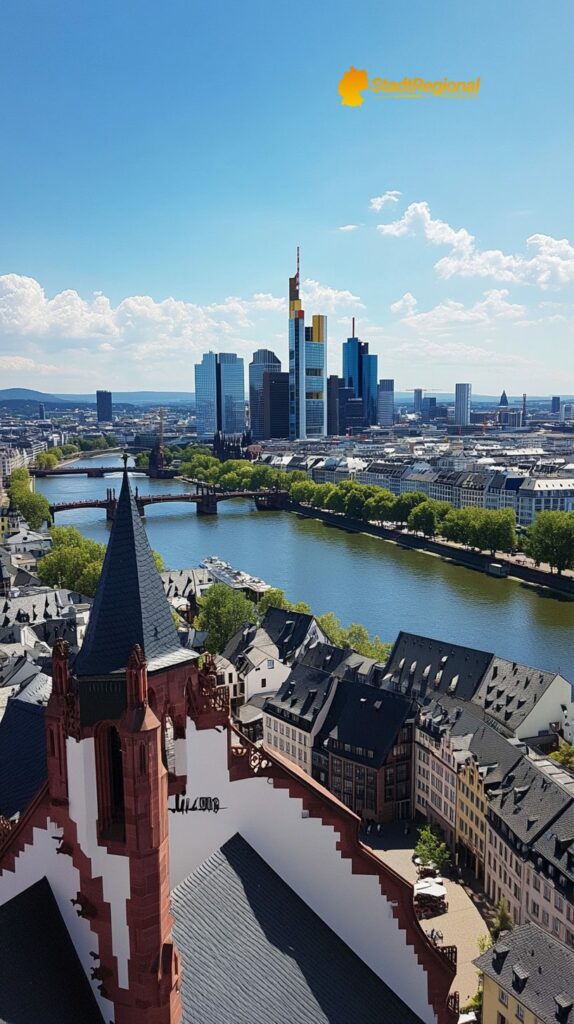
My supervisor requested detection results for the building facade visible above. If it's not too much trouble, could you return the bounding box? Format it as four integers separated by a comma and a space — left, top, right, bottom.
195, 352, 245, 438
262, 370, 289, 439
454, 384, 471, 427
249, 349, 281, 439
96, 390, 113, 423
377, 379, 394, 427
288, 250, 327, 440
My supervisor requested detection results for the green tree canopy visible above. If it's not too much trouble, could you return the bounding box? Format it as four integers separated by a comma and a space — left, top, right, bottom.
492, 897, 513, 939
37, 525, 164, 597
408, 501, 439, 537
8, 468, 51, 530
392, 491, 427, 525
194, 583, 257, 654
414, 824, 450, 871
524, 511, 574, 572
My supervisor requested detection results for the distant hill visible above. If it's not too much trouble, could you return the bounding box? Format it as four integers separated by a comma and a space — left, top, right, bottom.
0, 388, 195, 406
0, 388, 67, 403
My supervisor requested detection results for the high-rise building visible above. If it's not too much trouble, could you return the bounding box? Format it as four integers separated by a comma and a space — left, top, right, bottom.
421, 396, 437, 423
262, 371, 289, 439
499, 390, 509, 408
194, 352, 245, 438
551, 395, 561, 415
413, 388, 423, 415
454, 383, 472, 426
327, 375, 341, 435
96, 390, 113, 423
249, 349, 281, 440
218, 353, 245, 434
377, 379, 394, 427
288, 249, 327, 440
195, 352, 218, 438
38, 402, 46, 421
342, 322, 378, 426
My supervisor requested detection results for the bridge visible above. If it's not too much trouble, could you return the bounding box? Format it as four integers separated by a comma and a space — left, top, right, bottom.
49, 485, 289, 520
30, 465, 179, 479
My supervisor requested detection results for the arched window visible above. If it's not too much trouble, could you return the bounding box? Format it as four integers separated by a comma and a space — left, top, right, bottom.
162, 715, 176, 776
96, 725, 126, 842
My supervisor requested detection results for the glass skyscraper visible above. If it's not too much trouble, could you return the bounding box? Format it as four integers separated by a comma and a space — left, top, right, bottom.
249, 349, 281, 439
289, 249, 327, 440
377, 379, 394, 426
454, 383, 472, 426
341, 328, 378, 426
194, 351, 245, 438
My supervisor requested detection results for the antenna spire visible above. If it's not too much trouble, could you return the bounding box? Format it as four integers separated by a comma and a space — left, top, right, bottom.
352, 316, 355, 337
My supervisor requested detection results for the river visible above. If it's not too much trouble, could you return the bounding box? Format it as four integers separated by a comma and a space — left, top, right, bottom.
35, 455, 574, 680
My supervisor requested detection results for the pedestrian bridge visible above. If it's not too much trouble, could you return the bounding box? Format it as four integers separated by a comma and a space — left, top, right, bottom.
49, 487, 289, 520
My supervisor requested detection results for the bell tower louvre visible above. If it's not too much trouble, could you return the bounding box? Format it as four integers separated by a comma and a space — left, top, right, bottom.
0, 464, 458, 1024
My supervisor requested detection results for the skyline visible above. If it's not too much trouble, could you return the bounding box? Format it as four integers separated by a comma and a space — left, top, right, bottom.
0, 0, 573, 393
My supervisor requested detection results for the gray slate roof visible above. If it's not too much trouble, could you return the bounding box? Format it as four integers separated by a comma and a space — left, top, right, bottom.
74, 471, 193, 676
473, 656, 559, 733
489, 757, 573, 847
475, 922, 574, 1024
0, 679, 50, 818
319, 681, 415, 768
0, 877, 104, 1023
171, 833, 425, 1024
384, 631, 492, 702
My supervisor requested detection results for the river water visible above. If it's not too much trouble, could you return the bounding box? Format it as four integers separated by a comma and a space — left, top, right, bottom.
35, 455, 574, 679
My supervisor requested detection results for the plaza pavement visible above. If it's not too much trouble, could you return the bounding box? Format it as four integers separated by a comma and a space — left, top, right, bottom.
364, 823, 489, 1007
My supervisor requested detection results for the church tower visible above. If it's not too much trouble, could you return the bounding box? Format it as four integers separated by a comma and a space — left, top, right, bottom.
45, 462, 199, 1023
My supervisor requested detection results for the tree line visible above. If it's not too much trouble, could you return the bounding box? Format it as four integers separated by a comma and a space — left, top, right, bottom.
37, 526, 165, 597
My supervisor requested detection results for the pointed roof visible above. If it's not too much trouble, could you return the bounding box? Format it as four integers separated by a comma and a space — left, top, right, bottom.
499, 389, 509, 406
74, 469, 193, 677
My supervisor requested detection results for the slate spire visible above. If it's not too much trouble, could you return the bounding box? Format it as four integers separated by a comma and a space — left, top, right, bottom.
74, 461, 184, 677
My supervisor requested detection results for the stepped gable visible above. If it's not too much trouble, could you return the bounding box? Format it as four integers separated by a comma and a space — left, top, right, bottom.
74, 467, 193, 677
0, 877, 104, 1023
172, 833, 425, 1024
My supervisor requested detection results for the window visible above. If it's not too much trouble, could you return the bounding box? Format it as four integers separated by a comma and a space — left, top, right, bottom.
273, 720, 278, 732
530, 900, 539, 917
499, 988, 508, 1006
261, 679, 267, 688
542, 910, 549, 926
543, 884, 551, 901
516, 1006, 524, 1021
555, 894, 563, 911
533, 875, 540, 891
267, 659, 274, 669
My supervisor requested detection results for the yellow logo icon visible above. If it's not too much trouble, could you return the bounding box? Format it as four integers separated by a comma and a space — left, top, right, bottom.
338, 66, 369, 107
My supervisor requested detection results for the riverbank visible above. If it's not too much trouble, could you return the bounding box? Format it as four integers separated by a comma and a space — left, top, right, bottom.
288, 502, 574, 598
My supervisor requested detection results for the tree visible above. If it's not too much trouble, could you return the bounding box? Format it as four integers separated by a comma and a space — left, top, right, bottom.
408, 501, 439, 537
194, 583, 257, 654
392, 491, 427, 525
290, 480, 317, 504
344, 488, 367, 520
37, 525, 164, 597
414, 824, 450, 871
311, 483, 335, 508
8, 468, 51, 530
492, 897, 513, 939
325, 487, 347, 513
363, 490, 396, 524
316, 612, 390, 662
525, 511, 574, 573
550, 744, 574, 770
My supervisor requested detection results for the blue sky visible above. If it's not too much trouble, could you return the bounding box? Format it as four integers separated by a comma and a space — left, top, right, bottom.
0, 0, 573, 394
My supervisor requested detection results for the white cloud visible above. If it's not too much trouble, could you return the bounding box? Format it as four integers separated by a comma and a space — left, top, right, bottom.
300, 278, 364, 311
369, 191, 402, 212
390, 292, 418, 315
394, 338, 534, 369
377, 202, 574, 289
339, 224, 358, 232
392, 289, 525, 331
0, 355, 59, 374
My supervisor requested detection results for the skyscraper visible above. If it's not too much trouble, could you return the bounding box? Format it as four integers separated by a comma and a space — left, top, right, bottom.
288, 249, 327, 440
262, 371, 289, 438
38, 402, 46, 421
218, 353, 245, 434
195, 352, 218, 438
413, 388, 423, 415
96, 390, 113, 423
377, 379, 394, 427
342, 322, 378, 426
327, 375, 341, 435
249, 349, 281, 439
454, 383, 472, 426
552, 396, 561, 415
195, 352, 245, 438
